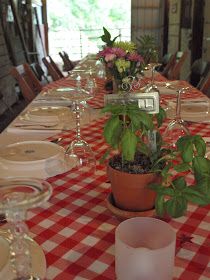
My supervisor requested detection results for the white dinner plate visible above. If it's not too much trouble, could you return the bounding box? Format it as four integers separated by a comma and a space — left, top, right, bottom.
21, 106, 70, 123
0, 141, 74, 178
0, 233, 46, 279
40, 87, 91, 102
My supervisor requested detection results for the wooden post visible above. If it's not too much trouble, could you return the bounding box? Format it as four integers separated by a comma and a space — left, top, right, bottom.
42, 0, 49, 55
9, 0, 30, 63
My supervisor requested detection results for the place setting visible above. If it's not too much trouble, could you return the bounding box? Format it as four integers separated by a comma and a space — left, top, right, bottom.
165, 97, 210, 123
6, 105, 73, 133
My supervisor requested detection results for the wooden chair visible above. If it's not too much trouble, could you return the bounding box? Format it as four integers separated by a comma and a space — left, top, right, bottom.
42, 56, 64, 81
59, 51, 75, 72
200, 74, 210, 96
10, 63, 42, 102
185, 58, 208, 87
161, 53, 177, 78
30, 62, 49, 84
0, 90, 14, 113
167, 51, 188, 80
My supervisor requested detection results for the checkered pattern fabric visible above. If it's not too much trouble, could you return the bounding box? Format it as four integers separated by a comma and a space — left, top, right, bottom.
27, 76, 210, 279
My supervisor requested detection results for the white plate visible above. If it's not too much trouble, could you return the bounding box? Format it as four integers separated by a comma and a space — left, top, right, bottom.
0, 233, 46, 279
21, 106, 70, 123
39, 87, 92, 102
0, 141, 73, 178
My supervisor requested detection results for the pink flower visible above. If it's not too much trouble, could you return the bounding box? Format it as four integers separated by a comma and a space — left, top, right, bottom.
105, 53, 116, 62
112, 48, 126, 58
98, 47, 113, 57
127, 53, 144, 62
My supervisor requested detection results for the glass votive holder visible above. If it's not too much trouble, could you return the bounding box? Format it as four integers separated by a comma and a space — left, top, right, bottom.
115, 217, 176, 280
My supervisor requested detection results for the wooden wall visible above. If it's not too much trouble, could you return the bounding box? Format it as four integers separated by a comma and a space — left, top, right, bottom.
131, 0, 166, 57
0, 22, 17, 115
0, 0, 47, 115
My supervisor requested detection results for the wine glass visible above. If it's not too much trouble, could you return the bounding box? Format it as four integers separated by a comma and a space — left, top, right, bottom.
65, 88, 96, 173
0, 177, 52, 280
163, 87, 190, 147
145, 63, 161, 94
84, 67, 98, 96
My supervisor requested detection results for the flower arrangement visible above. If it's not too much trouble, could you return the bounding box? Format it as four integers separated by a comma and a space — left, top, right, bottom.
98, 28, 144, 92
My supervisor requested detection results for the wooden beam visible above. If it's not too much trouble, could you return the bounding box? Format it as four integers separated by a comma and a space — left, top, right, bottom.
9, 0, 30, 63
26, 0, 35, 57
42, 0, 49, 55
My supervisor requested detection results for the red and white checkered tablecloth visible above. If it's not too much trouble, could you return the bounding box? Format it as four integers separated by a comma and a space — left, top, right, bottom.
27, 76, 210, 280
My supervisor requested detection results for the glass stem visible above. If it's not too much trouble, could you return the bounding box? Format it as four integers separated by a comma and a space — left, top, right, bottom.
151, 66, 155, 86
75, 102, 81, 141
7, 209, 31, 279
175, 89, 182, 121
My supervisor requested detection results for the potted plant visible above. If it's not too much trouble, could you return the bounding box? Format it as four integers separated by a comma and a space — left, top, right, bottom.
101, 102, 210, 218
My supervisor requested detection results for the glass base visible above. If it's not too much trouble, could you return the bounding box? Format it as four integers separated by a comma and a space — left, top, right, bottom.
65, 139, 96, 173
163, 119, 190, 147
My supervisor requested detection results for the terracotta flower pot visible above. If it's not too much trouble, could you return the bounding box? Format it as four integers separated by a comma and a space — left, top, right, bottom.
107, 164, 159, 212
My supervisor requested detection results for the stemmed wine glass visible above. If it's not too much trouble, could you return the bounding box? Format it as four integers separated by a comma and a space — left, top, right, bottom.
65, 87, 96, 173
145, 63, 161, 93
163, 86, 190, 147
0, 177, 52, 280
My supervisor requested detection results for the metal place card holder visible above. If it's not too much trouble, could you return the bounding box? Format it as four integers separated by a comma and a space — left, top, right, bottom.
104, 92, 160, 114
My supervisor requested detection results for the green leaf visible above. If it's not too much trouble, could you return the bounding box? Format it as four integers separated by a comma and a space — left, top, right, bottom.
194, 177, 210, 198
103, 116, 121, 147
159, 187, 175, 197
156, 107, 166, 127
138, 140, 150, 156
121, 129, 138, 161
174, 163, 191, 172
181, 141, 194, 163
101, 104, 125, 115
172, 176, 187, 189
176, 135, 192, 152
165, 197, 187, 218
183, 187, 210, 205
192, 156, 210, 180
155, 194, 165, 217
193, 135, 206, 156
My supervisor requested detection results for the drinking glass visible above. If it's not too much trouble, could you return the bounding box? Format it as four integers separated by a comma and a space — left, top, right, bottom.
65, 88, 96, 173
0, 177, 52, 280
145, 63, 161, 94
84, 67, 98, 96
163, 87, 190, 146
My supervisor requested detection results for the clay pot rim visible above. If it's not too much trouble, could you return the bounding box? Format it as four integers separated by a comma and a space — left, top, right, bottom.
107, 162, 157, 178
106, 192, 155, 221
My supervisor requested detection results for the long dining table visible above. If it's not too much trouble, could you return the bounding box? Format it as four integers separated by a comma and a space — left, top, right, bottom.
0, 57, 210, 280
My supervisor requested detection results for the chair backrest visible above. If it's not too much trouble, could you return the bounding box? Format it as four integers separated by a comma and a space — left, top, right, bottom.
59, 51, 75, 72
167, 51, 188, 80
161, 53, 177, 78
186, 59, 208, 87
10, 63, 42, 102
30, 63, 49, 84
200, 74, 210, 96
42, 56, 64, 81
